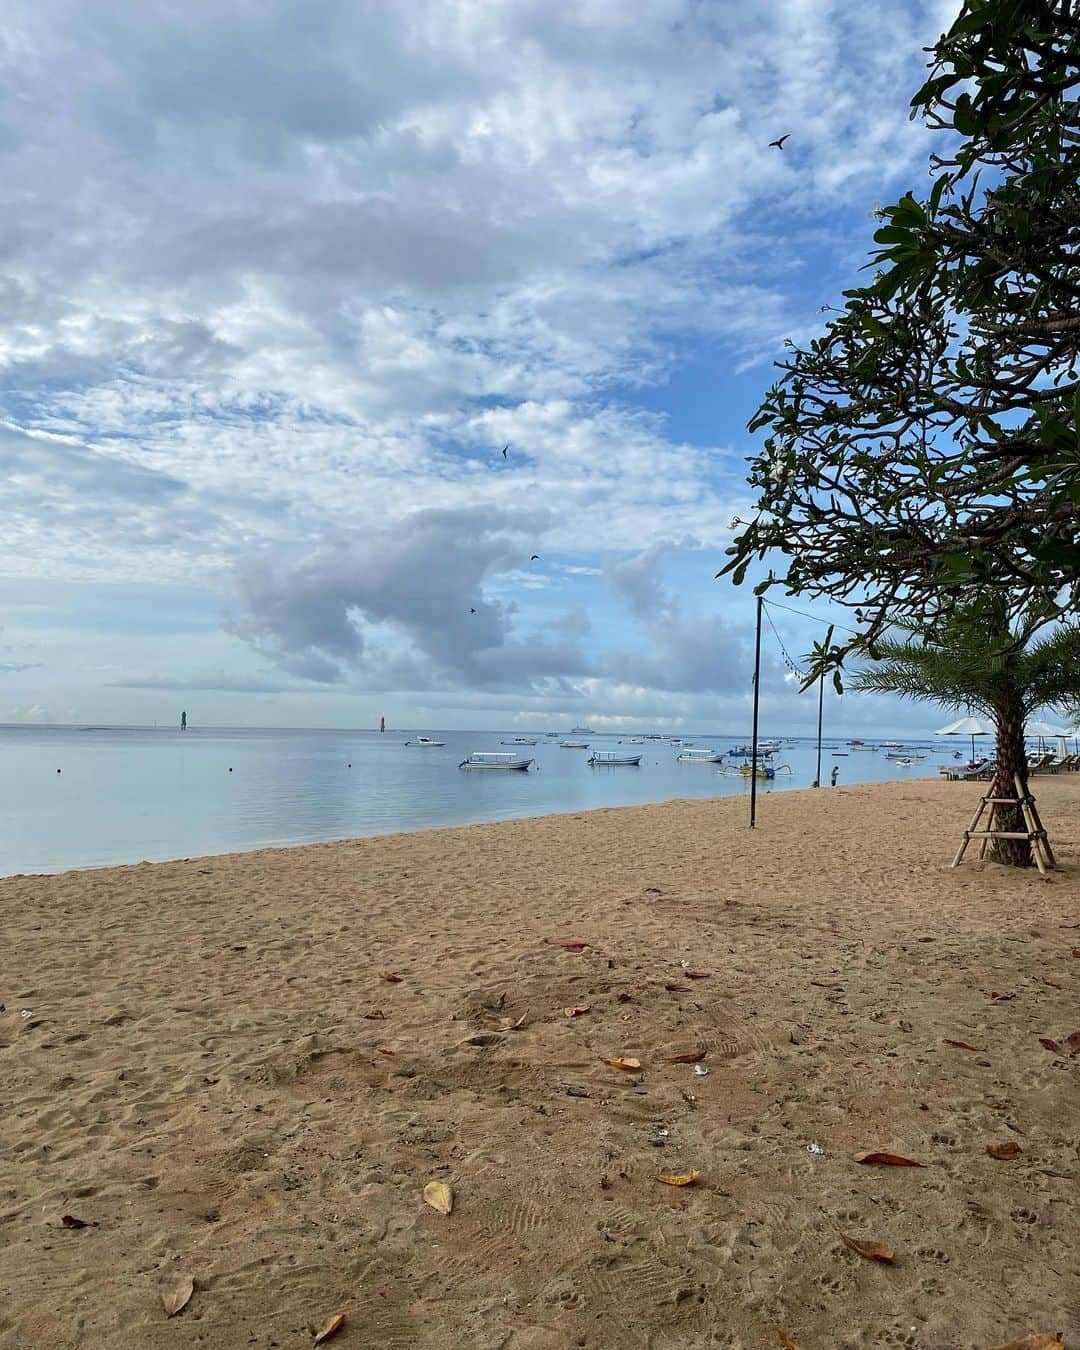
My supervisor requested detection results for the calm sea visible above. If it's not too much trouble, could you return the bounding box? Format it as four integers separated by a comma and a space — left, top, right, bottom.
0, 724, 949, 875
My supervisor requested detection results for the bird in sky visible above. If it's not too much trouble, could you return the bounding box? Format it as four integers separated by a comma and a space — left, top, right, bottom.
769, 134, 790, 149
469, 607, 476, 613
530, 555, 540, 561
501, 444, 509, 459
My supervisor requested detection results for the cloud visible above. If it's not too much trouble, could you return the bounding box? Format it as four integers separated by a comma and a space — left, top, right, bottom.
107, 671, 316, 694
225, 504, 596, 691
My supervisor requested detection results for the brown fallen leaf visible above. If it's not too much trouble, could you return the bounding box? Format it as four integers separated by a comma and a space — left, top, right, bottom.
1039, 977, 1064, 989
423, 1180, 454, 1215
987, 1141, 1022, 1160
989, 992, 1017, 1002
810, 980, 844, 989
161, 1275, 195, 1318
1038, 1037, 1062, 1054
499, 1012, 530, 1030
602, 1056, 641, 1071
853, 1151, 925, 1167
377, 1047, 396, 1056
990, 1337, 1065, 1350
60, 1214, 97, 1229
314, 1312, 346, 1345
664, 983, 692, 993
665, 1050, 707, 1064
840, 1232, 895, 1263
777, 1334, 800, 1350
379, 971, 403, 983
683, 970, 710, 979
565, 1005, 591, 1017
655, 1170, 700, 1186
1066, 1030, 1080, 1056
943, 1039, 982, 1051
1072, 948, 1080, 958
547, 938, 589, 950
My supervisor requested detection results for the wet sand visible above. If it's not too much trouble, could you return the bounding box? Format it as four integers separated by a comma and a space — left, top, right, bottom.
1, 776, 1078, 1349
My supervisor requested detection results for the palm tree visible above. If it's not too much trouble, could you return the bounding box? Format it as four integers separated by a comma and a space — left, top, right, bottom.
851, 597, 1080, 866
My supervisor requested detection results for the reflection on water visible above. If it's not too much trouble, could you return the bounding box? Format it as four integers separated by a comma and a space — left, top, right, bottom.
0, 725, 943, 875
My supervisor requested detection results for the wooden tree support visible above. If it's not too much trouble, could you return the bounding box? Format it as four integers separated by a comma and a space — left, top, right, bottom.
952, 772, 1055, 874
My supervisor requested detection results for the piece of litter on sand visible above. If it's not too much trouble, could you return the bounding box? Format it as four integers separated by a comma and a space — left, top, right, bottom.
692, 1064, 709, 1077
807, 1142, 825, 1156
20, 1009, 33, 1020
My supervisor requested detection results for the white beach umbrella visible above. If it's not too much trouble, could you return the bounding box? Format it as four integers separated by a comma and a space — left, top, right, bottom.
936, 714, 994, 763
1026, 719, 1071, 754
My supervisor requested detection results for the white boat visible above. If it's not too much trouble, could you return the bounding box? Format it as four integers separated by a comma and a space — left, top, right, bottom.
405, 736, 445, 746
588, 750, 642, 766
677, 747, 724, 763
622, 737, 644, 744
501, 738, 538, 745
459, 751, 533, 771
570, 725, 594, 734
560, 739, 590, 748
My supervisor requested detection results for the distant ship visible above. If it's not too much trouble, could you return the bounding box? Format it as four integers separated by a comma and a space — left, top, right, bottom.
570, 725, 594, 734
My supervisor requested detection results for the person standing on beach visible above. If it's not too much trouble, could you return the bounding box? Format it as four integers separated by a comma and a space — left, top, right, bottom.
830, 765, 838, 787
180, 710, 187, 731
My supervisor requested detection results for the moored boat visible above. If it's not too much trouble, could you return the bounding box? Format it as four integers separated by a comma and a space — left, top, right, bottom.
587, 749, 642, 766
677, 747, 724, 763
560, 739, 590, 748
458, 751, 534, 771
405, 736, 445, 746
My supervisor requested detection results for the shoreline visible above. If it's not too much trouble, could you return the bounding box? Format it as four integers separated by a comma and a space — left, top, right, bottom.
2, 776, 1077, 1348
3, 775, 939, 882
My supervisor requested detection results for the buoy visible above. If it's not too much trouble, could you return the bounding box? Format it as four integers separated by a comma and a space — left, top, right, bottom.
228, 767, 233, 773
347, 763, 352, 768
56, 768, 61, 774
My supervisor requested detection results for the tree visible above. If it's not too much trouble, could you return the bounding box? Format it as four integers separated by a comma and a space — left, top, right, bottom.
722, 0, 1080, 665
850, 597, 1080, 863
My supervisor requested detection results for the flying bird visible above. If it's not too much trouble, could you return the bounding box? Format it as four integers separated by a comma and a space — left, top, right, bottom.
530, 555, 540, 561
501, 444, 509, 459
769, 134, 790, 150
469, 607, 476, 613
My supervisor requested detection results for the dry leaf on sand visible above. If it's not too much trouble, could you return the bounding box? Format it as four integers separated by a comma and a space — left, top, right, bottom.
547, 938, 589, 950
665, 1050, 707, 1064
987, 1142, 1022, 1160
1072, 948, 1080, 957
777, 1333, 800, 1348
1038, 1037, 1062, 1054
664, 983, 692, 993
379, 971, 403, 983
423, 1181, 454, 1215
683, 970, 710, 979
565, 1005, 591, 1017
655, 1170, 700, 1186
161, 1275, 194, 1318
1066, 1030, 1080, 1055
943, 1039, 982, 1051
990, 1336, 1065, 1350
602, 1057, 641, 1071
314, 1313, 346, 1345
60, 1214, 96, 1229
377, 1048, 396, 1056
840, 1233, 895, 1263
853, 1151, 925, 1167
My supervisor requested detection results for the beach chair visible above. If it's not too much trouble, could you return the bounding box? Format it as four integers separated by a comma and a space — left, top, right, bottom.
1026, 751, 1054, 773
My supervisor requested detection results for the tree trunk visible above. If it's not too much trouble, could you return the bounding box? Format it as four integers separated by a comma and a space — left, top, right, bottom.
990, 694, 1032, 867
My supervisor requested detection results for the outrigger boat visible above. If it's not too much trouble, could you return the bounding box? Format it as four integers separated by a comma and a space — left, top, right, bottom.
405, 736, 445, 746
588, 749, 642, 766
459, 751, 533, 771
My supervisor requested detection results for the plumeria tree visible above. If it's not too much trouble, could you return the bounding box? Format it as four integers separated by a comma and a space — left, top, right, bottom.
722, 0, 1080, 668
851, 598, 1080, 864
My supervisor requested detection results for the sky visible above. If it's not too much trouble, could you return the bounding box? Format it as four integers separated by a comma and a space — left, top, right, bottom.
0, 0, 965, 734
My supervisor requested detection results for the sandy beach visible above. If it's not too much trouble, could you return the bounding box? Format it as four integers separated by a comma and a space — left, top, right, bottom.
1, 776, 1078, 1349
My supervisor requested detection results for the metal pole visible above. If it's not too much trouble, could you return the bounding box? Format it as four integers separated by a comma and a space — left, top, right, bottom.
814, 672, 824, 787
750, 595, 762, 828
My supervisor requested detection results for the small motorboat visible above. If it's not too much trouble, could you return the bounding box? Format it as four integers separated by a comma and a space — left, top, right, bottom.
459, 751, 534, 771
622, 737, 644, 744
588, 749, 642, 766
677, 747, 724, 763
560, 740, 590, 748
405, 736, 445, 746
501, 738, 538, 745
